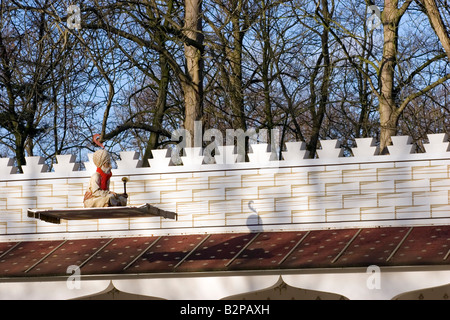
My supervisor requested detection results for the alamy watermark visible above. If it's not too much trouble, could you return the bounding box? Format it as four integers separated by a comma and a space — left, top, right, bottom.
170, 121, 281, 166
366, 265, 381, 290
67, 4, 81, 30
66, 265, 81, 290
367, 5, 382, 31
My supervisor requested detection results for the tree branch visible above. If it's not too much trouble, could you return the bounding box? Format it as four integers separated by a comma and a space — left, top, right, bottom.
398, 72, 450, 114
103, 122, 172, 141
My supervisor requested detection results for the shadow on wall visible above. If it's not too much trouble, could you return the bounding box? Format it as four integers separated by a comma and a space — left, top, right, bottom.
247, 200, 264, 232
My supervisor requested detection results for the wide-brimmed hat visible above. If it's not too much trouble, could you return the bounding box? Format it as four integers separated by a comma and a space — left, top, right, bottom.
93, 149, 111, 168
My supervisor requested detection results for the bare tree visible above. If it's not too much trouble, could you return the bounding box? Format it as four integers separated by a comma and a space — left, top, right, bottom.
0, 1, 72, 170
420, 0, 450, 61
2, 0, 448, 168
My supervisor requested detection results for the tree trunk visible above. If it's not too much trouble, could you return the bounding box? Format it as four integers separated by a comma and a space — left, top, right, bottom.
422, 0, 450, 62
142, 53, 170, 166
261, 0, 273, 133
229, 12, 246, 132
183, 0, 204, 146
14, 134, 26, 173
227, 3, 249, 162
142, 0, 174, 166
307, 0, 332, 158
378, 0, 412, 153
355, 21, 373, 138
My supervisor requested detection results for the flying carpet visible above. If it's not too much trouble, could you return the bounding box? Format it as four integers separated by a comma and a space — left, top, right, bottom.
27, 204, 177, 224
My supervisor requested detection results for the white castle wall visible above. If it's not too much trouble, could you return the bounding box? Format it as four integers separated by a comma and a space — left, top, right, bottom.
0, 134, 449, 238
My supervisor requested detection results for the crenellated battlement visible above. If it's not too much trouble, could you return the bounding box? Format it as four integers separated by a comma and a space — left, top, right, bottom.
0, 134, 449, 240
0, 134, 449, 180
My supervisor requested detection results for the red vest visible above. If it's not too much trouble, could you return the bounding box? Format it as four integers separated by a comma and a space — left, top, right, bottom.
96, 167, 112, 190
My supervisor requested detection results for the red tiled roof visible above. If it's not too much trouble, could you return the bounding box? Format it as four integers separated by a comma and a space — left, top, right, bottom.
0, 225, 449, 279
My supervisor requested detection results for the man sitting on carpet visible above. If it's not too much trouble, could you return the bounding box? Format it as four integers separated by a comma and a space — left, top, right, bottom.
84, 149, 128, 207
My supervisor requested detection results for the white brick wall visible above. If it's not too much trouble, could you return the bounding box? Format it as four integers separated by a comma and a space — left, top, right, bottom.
0, 134, 449, 239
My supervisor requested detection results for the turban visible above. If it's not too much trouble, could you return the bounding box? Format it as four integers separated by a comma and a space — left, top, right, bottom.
93, 149, 111, 168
